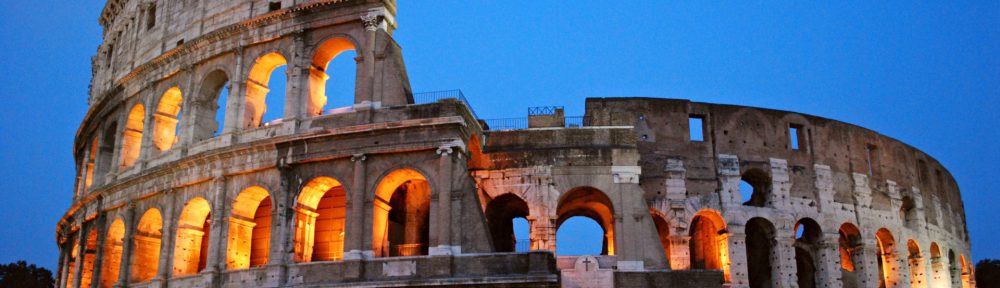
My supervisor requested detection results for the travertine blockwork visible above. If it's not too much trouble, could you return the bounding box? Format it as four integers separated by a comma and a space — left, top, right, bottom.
57, 0, 970, 287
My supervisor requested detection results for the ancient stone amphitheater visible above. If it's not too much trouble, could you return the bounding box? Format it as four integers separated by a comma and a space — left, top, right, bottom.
56, 1, 976, 287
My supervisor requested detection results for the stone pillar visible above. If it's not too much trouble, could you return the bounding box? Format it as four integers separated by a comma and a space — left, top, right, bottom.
816, 233, 844, 288
909, 254, 928, 288
344, 154, 368, 259
114, 204, 137, 288
224, 46, 245, 133
91, 216, 107, 288
725, 230, 746, 287
853, 243, 880, 288
530, 216, 557, 252
769, 158, 791, 210
286, 30, 307, 124
154, 194, 178, 284
176, 65, 196, 148
717, 154, 741, 208
72, 220, 87, 288
813, 164, 835, 214
773, 230, 799, 288
205, 177, 226, 274
430, 146, 456, 255
77, 148, 93, 198
292, 208, 318, 262
668, 236, 691, 270
57, 245, 69, 288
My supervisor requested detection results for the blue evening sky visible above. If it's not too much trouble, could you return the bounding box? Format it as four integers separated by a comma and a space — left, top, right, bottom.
0, 1, 997, 270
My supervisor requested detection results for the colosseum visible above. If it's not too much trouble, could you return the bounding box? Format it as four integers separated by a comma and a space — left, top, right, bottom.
56, 1, 976, 287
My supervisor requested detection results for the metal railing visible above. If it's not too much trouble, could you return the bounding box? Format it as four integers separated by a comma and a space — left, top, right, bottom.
413, 89, 479, 120
528, 106, 564, 116
515, 239, 531, 252
483, 116, 591, 131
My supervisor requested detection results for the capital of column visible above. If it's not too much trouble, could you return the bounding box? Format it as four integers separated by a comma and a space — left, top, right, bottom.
361, 13, 381, 31
436, 146, 454, 156
351, 153, 366, 162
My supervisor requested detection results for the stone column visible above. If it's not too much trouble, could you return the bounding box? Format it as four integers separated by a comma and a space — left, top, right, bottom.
357, 13, 379, 106
224, 46, 245, 133
530, 216, 557, 252
344, 154, 368, 259
816, 233, 844, 288
154, 193, 178, 284
205, 177, 226, 274
724, 231, 746, 287
72, 220, 87, 288
57, 245, 69, 288
91, 215, 107, 288
286, 30, 307, 124
813, 165, 835, 214
176, 65, 196, 148
430, 146, 456, 255
114, 204, 137, 288
769, 158, 791, 210
668, 236, 691, 270
717, 154, 741, 208
773, 230, 800, 288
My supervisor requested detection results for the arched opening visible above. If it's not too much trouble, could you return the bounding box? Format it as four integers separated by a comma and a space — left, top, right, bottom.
900, 196, 917, 229
949, 249, 959, 286
907, 240, 926, 288
94, 122, 117, 185
741, 169, 771, 207
79, 228, 98, 288
131, 208, 163, 283
120, 104, 145, 168
172, 197, 211, 276
929, 243, 948, 288
84, 137, 98, 192
228, 186, 272, 269
960, 254, 971, 288
373, 169, 431, 257
746, 217, 776, 288
794, 218, 823, 288
293, 177, 347, 262
152, 87, 183, 151
193, 70, 229, 141
689, 210, 730, 281
838, 223, 863, 288
66, 238, 78, 288
556, 217, 604, 255
244, 52, 288, 128
485, 193, 530, 252
651, 211, 672, 264
875, 228, 899, 288
100, 219, 125, 288
556, 187, 615, 256
309, 37, 358, 116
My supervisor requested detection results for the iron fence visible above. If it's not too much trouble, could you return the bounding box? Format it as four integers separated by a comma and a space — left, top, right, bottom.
515, 239, 531, 252
482, 116, 591, 131
413, 89, 479, 120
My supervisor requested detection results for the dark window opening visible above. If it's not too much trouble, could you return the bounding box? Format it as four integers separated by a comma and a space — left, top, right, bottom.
789, 124, 805, 151
689, 116, 704, 142
176, 39, 184, 47
740, 169, 771, 207
106, 44, 114, 68
269, 1, 282, 12
146, 4, 156, 30
865, 144, 878, 176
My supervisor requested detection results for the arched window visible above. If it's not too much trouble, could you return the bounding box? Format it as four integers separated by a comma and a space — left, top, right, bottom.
79, 228, 98, 288
100, 219, 125, 288
244, 52, 288, 128
120, 104, 145, 168
689, 210, 730, 282
94, 122, 117, 185
900, 196, 917, 229
84, 136, 98, 192
746, 217, 776, 288
152, 87, 183, 151
906, 240, 925, 288
556, 187, 615, 256
875, 228, 899, 288
228, 186, 272, 269
193, 70, 229, 141
838, 223, 863, 287
372, 169, 431, 257
309, 37, 358, 116
172, 197, 211, 276
131, 208, 163, 283
293, 177, 347, 262
650, 212, 672, 266
66, 238, 79, 288
740, 169, 771, 207
485, 194, 530, 252
794, 218, 823, 288
929, 243, 948, 287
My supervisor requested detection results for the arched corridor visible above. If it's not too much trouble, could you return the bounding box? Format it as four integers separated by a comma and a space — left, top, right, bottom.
838, 223, 863, 288
100, 219, 124, 288
373, 169, 431, 257
746, 217, 776, 288
293, 177, 347, 262
309, 37, 358, 116
244, 52, 288, 128
152, 87, 183, 151
485, 193, 530, 252
131, 208, 163, 282
172, 197, 211, 276
120, 104, 145, 168
794, 218, 823, 288
228, 186, 272, 269
689, 210, 729, 282
556, 187, 615, 256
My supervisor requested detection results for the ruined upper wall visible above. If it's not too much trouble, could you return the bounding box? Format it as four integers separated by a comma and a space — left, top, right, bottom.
583, 97, 968, 239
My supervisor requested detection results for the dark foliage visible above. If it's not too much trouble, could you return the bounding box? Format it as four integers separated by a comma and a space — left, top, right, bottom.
977, 259, 1000, 288
0, 261, 54, 288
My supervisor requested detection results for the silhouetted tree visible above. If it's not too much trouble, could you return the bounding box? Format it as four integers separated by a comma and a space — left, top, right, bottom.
977, 259, 1000, 288
0, 261, 53, 288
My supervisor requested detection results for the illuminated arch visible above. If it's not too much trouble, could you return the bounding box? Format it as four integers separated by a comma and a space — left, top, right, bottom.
152, 87, 183, 151
746, 217, 776, 288
794, 218, 823, 288
485, 193, 530, 252
650, 210, 672, 266
131, 208, 163, 283
875, 228, 899, 288
100, 218, 125, 288
227, 186, 272, 269
556, 187, 615, 256
79, 228, 98, 288
907, 240, 926, 288
244, 52, 288, 128
293, 176, 347, 262
960, 254, 971, 288
689, 209, 730, 282
929, 243, 949, 288
172, 197, 211, 276
308, 37, 358, 116
372, 169, 431, 257
838, 223, 863, 287
120, 104, 145, 168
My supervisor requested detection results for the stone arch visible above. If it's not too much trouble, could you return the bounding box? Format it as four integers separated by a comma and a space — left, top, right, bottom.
875, 228, 900, 288
906, 240, 926, 288
372, 169, 432, 257
79, 227, 99, 288
120, 104, 145, 168
172, 197, 211, 276
741, 168, 771, 207
929, 243, 949, 288
308, 36, 359, 116
243, 52, 288, 128
131, 208, 162, 283
689, 209, 729, 281
556, 187, 615, 256
193, 69, 230, 141
100, 218, 125, 288
959, 254, 971, 288
650, 209, 671, 265
227, 186, 272, 269
746, 217, 777, 288
838, 223, 863, 288
794, 218, 823, 288
94, 121, 117, 185
152, 87, 183, 151
485, 193, 530, 252
66, 237, 79, 288
293, 176, 347, 262
900, 196, 917, 229
949, 249, 959, 286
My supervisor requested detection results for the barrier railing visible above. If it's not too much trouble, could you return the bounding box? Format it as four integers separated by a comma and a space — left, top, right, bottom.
515, 239, 531, 252
483, 116, 591, 131
413, 89, 479, 120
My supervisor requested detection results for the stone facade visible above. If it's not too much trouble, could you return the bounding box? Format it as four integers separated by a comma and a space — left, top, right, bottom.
56, 1, 971, 287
